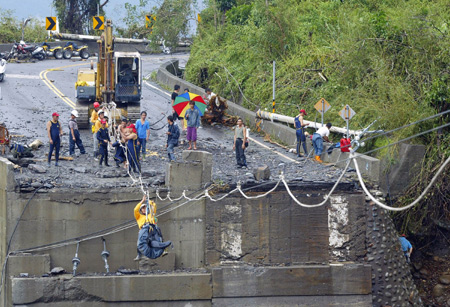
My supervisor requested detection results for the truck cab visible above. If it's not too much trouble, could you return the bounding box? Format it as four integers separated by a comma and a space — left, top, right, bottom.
115, 52, 142, 103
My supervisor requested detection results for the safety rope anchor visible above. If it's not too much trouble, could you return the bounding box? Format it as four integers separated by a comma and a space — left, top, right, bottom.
72, 242, 81, 277
101, 238, 110, 273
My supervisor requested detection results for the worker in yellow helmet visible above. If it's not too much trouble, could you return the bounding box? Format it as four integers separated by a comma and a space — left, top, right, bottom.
134, 195, 172, 261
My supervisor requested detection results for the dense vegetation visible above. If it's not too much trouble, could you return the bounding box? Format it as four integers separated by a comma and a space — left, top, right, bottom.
186, 0, 449, 241
0, 11, 47, 43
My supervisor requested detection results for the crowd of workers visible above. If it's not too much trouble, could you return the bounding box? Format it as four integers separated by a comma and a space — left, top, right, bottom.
45, 86, 351, 171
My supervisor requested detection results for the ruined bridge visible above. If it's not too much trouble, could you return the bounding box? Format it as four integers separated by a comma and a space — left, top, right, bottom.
0, 59, 425, 306
0, 148, 421, 306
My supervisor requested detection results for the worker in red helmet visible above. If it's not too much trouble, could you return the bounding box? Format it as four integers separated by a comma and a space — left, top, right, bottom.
90, 102, 101, 159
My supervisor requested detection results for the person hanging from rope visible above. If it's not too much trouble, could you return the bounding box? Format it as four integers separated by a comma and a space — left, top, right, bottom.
123, 124, 141, 173
134, 194, 172, 261
294, 109, 309, 157
166, 115, 180, 162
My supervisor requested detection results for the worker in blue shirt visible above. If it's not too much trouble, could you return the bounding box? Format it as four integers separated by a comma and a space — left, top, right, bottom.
135, 111, 150, 160
398, 234, 413, 263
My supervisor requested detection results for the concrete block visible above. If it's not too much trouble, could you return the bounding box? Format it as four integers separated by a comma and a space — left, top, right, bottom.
0, 157, 16, 191
253, 165, 270, 181
353, 154, 380, 183
212, 265, 372, 297
138, 252, 175, 271
165, 161, 206, 191
12, 273, 212, 304
7, 254, 51, 276
379, 143, 426, 196
212, 295, 372, 307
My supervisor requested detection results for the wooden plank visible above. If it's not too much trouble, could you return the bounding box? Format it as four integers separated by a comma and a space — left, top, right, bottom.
212, 265, 372, 298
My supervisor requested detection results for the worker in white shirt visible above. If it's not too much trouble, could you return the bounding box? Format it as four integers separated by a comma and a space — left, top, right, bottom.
203, 88, 216, 103
312, 123, 332, 163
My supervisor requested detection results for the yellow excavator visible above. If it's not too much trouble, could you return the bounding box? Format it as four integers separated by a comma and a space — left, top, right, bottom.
54, 19, 143, 128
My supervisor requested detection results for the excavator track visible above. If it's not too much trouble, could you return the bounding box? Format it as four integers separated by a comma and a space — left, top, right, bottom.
75, 99, 90, 129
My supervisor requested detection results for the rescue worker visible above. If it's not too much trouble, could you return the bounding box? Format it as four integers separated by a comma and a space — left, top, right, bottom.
46, 112, 63, 167
233, 118, 247, 168
166, 115, 180, 162
118, 117, 128, 137
312, 123, 332, 163
90, 102, 101, 158
185, 101, 201, 150
135, 111, 150, 161
112, 140, 126, 168
294, 109, 309, 157
134, 194, 171, 260
203, 88, 216, 103
399, 234, 413, 263
93, 110, 108, 160
171, 85, 182, 130
340, 135, 352, 153
68, 110, 86, 156
123, 125, 140, 173
97, 119, 111, 167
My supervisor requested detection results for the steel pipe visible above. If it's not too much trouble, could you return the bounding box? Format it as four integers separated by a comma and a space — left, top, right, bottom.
256, 109, 361, 136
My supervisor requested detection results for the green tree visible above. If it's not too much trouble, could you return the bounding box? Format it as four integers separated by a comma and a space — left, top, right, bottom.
116, 0, 152, 39
117, 0, 195, 50
0, 11, 47, 43
53, 0, 109, 34
150, 0, 194, 49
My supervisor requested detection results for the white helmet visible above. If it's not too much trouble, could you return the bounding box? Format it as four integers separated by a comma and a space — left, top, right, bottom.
71, 110, 79, 117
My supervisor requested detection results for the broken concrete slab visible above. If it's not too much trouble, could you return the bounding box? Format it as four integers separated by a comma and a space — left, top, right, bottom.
253, 165, 270, 181
28, 164, 47, 174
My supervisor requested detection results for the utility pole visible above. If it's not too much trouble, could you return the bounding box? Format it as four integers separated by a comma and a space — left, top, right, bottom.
272, 61, 276, 113
21, 18, 31, 42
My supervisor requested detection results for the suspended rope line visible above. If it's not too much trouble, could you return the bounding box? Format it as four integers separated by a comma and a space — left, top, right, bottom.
359, 109, 450, 143
334, 122, 450, 166
353, 153, 450, 212
236, 179, 282, 199
281, 158, 352, 208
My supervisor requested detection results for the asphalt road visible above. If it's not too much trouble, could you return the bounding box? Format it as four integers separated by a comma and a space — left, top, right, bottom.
0, 54, 353, 191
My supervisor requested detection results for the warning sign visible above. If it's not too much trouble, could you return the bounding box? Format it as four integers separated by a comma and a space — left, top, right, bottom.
314, 98, 331, 114
339, 105, 356, 121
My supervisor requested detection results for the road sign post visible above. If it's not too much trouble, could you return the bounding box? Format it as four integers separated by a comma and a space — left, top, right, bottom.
146, 15, 156, 32
93, 16, 105, 30
314, 98, 331, 127
46, 17, 57, 31
339, 104, 356, 137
